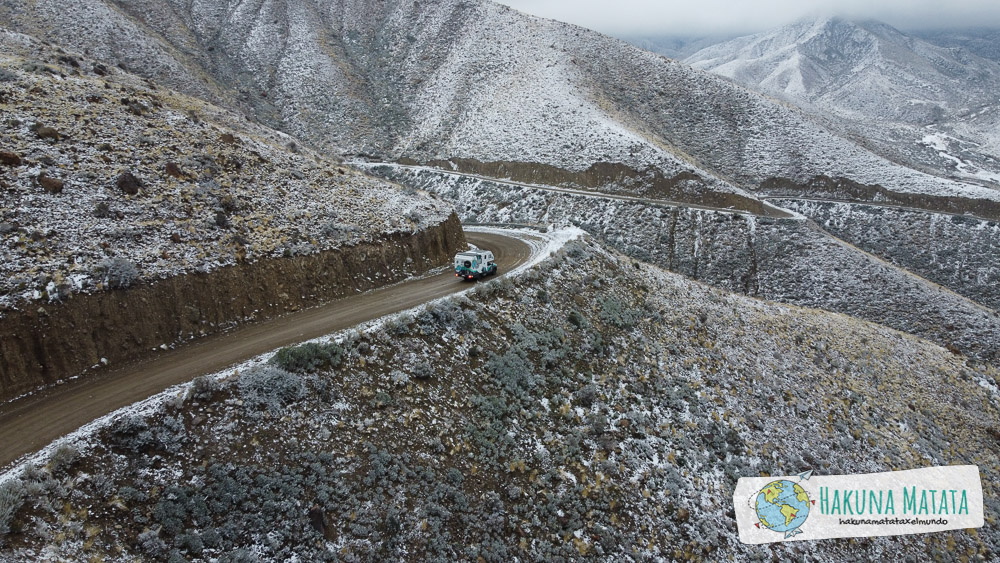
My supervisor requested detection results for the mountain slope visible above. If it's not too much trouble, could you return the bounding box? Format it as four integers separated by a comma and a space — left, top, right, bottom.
2, 237, 998, 560
4, 1, 999, 212
687, 17, 1000, 187
0, 30, 463, 400
915, 28, 1000, 63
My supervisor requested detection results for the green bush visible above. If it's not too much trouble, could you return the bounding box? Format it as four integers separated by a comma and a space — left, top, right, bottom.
268, 341, 344, 373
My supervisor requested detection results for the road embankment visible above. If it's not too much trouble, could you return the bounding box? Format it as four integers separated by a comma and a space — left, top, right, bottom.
0, 214, 466, 403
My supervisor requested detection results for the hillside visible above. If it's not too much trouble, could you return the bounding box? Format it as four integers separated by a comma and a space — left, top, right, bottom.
1, 3, 999, 559
3, 0, 998, 213
0, 237, 997, 560
0, 30, 464, 401
687, 17, 1000, 188
0, 29, 452, 310
915, 28, 1000, 63
374, 165, 1000, 367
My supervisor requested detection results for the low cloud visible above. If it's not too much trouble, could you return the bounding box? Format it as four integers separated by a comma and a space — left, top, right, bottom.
496, 0, 1000, 35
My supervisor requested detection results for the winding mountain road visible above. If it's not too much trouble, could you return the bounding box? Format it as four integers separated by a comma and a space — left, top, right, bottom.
355, 162, 797, 219
0, 230, 534, 469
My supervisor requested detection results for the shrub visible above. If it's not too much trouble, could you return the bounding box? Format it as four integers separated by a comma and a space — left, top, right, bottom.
92, 201, 111, 218
48, 443, 78, 474
598, 297, 640, 330
238, 365, 306, 413
390, 370, 410, 387
412, 360, 434, 380
137, 528, 168, 557
94, 257, 139, 289
0, 479, 25, 535
186, 375, 220, 402
109, 415, 155, 453
485, 349, 536, 397
567, 310, 587, 329
268, 342, 344, 373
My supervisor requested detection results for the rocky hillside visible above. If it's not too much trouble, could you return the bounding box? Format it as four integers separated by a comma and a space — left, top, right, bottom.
0, 29, 452, 314
0, 236, 997, 561
3, 0, 998, 212
375, 165, 1000, 367
915, 28, 1000, 63
773, 199, 1000, 312
0, 30, 465, 400
687, 17, 1000, 188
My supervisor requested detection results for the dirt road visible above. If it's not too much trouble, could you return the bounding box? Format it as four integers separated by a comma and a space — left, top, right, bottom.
0, 231, 533, 469
354, 162, 796, 219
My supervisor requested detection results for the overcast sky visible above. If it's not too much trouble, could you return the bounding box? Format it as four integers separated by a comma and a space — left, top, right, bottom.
495, 0, 1000, 36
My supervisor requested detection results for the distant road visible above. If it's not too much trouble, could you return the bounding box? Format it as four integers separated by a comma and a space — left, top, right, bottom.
0, 231, 533, 469
355, 162, 797, 219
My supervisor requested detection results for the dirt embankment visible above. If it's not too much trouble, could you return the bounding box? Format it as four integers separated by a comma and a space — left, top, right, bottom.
759, 175, 1000, 221
0, 214, 465, 403
398, 157, 779, 216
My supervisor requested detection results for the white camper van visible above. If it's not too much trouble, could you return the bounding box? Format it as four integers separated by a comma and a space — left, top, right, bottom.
454, 250, 497, 281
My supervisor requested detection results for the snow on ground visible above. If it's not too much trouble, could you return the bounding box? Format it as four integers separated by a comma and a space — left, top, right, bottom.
2, 235, 997, 561
920, 131, 1000, 184
0, 40, 452, 315
0, 227, 578, 480
378, 165, 1000, 366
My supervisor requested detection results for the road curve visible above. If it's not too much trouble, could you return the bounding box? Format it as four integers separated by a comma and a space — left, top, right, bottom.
355, 162, 796, 219
0, 231, 533, 469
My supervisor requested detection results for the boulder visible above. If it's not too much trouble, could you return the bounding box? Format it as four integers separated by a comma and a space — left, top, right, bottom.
116, 171, 141, 195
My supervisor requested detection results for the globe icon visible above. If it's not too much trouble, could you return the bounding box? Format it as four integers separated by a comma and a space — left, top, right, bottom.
754, 480, 810, 535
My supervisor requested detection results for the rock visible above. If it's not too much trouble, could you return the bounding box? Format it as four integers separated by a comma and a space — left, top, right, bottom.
57, 55, 80, 69
308, 504, 326, 534
92, 202, 111, 218
0, 222, 14, 234
164, 162, 184, 178
0, 151, 21, 166
116, 171, 141, 195
35, 126, 61, 141
37, 174, 64, 194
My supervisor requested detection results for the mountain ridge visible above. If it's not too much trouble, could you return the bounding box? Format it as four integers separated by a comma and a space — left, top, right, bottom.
4, 0, 997, 209
687, 16, 1000, 188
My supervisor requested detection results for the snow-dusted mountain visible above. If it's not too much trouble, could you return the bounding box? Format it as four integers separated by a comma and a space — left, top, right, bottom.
915, 28, 1000, 63
687, 17, 1000, 187
4, 1, 999, 212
